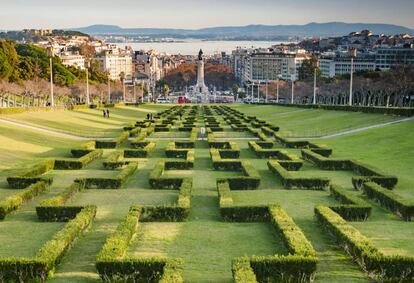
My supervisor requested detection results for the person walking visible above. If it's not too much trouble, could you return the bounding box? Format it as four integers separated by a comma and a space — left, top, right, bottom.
106, 109, 110, 118
147, 113, 150, 120
103, 110, 106, 118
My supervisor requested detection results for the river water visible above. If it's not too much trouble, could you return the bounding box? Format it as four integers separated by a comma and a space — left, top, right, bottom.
114, 39, 287, 55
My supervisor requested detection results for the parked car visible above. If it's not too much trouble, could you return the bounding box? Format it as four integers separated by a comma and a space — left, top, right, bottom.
156, 98, 170, 104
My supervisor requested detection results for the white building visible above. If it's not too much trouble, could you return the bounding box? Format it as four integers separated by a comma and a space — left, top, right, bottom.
320, 53, 376, 78
59, 54, 85, 70
96, 51, 133, 82
243, 50, 309, 83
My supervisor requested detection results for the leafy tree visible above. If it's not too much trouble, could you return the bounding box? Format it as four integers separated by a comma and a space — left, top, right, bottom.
0, 40, 20, 82
298, 55, 319, 81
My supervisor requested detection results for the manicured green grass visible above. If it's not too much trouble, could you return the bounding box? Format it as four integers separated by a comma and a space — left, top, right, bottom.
1, 104, 171, 138
231, 104, 400, 137
0, 104, 413, 283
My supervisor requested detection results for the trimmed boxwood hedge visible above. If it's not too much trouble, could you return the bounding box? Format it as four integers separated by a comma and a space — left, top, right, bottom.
315, 205, 414, 282
54, 149, 103, 170
7, 159, 55, 189
103, 151, 126, 169
0, 206, 96, 282
329, 184, 372, 221
302, 149, 398, 189
363, 182, 414, 221
0, 181, 49, 220
80, 162, 138, 189
36, 181, 86, 222
96, 131, 130, 149
96, 207, 184, 282
230, 205, 318, 282
268, 160, 330, 190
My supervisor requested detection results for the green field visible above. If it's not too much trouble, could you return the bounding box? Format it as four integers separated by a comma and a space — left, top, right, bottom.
0, 104, 412, 282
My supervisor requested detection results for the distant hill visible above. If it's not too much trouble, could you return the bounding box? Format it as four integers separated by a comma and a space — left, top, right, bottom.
73, 22, 414, 39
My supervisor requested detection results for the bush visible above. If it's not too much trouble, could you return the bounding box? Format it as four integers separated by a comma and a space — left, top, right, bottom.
54, 149, 103, 170
315, 205, 414, 282
103, 151, 127, 169
7, 159, 55, 189
232, 258, 259, 283
0, 206, 96, 282
363, 182, 414, 221
81, 162, 138, 189
96, 131, 130, 148
301, 150, 398, 189
36, 181, 85, 221
0, 181, 49, 220
268, 160, 330, 190
329, 184, 372, 221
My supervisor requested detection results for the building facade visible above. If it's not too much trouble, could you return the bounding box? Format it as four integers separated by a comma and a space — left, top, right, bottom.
59, 54, 85, 70
375, 47, 414, 70
243, 50, 309, 83
96, 51, 133, 82
319, 54, 376, 78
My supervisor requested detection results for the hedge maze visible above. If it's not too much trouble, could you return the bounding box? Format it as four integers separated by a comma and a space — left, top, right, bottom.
0, 104, 413, 282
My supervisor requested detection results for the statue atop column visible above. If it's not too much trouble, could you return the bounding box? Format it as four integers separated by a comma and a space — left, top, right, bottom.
198, 49, 203, 61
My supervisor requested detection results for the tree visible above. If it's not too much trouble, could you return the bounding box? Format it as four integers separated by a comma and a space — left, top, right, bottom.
162, 84, 170, 97
298, 55, 319, 81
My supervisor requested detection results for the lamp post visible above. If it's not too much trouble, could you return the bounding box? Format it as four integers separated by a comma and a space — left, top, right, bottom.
313, 67, 317, 104
265, 80, 268, 104
107, 71, 111, 104
47, 47, 54, 107
349, 49, 356, 106
85, 60, 90, 105
276, 74, 281, 103
257, 80, 260, 103
251, 82, 254, 102
133, 81, 137, 103
291, 75, 296, 104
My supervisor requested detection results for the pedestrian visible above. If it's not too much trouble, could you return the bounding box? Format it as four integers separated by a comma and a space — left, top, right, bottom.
200, 127, 206, 140
147, 113, 150, 120
150, 113, 153, 120
106, 109, 110, 118
103, 110, 106, 118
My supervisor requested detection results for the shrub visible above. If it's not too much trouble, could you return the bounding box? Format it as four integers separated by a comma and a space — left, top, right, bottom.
54, 149, 103, 170
7, 159, 55, 189
0, 181, 49, 220
81, 162, 138, 189
363, 182, 414, 221
0, 206, 96, 282
96, 131, 130, 148
268, 160, 330, 190
329, 184, 372, 221
36, 181, 85, 221
103, 151, 126, 169
315, 205, 414, 282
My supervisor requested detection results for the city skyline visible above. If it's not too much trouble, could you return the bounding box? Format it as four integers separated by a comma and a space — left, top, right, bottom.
1, 0, 413, 30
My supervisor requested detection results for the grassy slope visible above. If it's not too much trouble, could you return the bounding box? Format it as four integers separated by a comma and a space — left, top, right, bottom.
0, 104, 412, 283
0, 104, 171, 138
231, 104, 414, 261
231, 104, 400, 137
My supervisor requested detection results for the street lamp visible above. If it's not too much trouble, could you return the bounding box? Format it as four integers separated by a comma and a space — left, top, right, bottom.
265, 80, 268, 104
251, 82, 254, 103
85, 60, 90, 105
349, 49, 356, 106
107, 71, 111, 104
133, 81, 137, 103
257, 80, 260, 103
47, 46, 54, 107
276, 74, 282, 103
313, 67, 317, 105
291, 75, 296, 104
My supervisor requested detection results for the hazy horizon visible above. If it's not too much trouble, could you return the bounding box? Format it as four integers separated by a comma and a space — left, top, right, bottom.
0, 0, 413, 30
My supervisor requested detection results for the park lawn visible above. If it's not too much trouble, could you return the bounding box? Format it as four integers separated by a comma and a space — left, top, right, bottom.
231, 104, 400, 137
0, 122, 80, 173
0, 104, 171, 138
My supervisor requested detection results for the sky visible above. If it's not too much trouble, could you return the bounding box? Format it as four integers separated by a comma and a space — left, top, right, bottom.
0, 0, 413, 30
